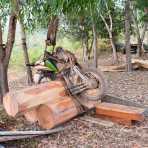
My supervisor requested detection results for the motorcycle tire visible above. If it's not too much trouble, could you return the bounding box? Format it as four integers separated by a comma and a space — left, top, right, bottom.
80, 67, 107, 101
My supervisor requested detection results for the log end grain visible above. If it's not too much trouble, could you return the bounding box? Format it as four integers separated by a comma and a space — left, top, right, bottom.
3, 93, 19, 117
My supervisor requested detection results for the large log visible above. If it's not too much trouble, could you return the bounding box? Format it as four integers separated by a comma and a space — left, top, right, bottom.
37, 96, 79, 129
3, 81, 67, 117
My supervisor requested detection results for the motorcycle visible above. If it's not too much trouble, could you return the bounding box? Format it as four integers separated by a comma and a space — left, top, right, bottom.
27, 48, 106, 101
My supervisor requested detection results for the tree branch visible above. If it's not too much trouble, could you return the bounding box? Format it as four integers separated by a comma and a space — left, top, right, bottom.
105, 2, 113, 31
100, 14, 110, 33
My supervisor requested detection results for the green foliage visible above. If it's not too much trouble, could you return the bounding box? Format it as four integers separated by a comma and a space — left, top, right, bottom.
135, 0, 148, 22
0, 0, 10, 27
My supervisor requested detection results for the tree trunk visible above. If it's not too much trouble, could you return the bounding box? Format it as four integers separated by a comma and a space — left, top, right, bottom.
82, 30, 88, 63
0, 17, 3, 102
100, 14, 118, 65
0, 63, 9, 101
133, 16, 143, 57
109, 32, 118, 64
141, 23, 147, 51
92, 23, 97, 68
0, 13, 17, 103
137, 38, 142, 57
125, 0, 132, 72
19, 21, 33, 85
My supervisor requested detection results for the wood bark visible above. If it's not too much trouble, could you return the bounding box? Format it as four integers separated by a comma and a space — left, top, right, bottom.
125, 0, 132, 72
92, 23, 97, 68
19, 21, 33, 84
0, 14, 17, 103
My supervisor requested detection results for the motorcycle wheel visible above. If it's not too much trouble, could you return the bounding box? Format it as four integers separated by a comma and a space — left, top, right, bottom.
79, 68, 107, 101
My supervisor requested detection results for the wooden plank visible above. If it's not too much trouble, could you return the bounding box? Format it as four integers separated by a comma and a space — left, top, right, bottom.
95, 102, 145, 122
96, 114, 132, 126
101, 95, 148, 117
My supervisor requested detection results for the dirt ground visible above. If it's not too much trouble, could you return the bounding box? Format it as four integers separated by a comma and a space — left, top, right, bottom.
1, 53, 148, 148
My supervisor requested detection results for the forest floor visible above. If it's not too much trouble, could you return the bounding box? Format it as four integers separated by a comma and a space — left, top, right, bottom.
1, 53, 148, 148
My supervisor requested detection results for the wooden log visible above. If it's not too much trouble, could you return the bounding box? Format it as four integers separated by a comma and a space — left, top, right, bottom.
95, 102, 145, 125
3, 81, 67, 117
99, 59, 148, 72
23, 108, 38, 123
132, 59, 148, 69
98, 65, 126, 72
37, 96, 79, 129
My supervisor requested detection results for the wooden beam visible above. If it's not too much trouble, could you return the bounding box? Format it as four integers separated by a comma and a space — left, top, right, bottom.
95, 102, 145, 125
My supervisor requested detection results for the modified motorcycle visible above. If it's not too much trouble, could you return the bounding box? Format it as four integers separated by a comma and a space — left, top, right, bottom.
27, 47, 106, 101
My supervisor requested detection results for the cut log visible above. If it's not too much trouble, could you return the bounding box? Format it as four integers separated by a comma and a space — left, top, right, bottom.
24, 108, 38, 123
37, 96, 79, 129
95, 102, 145, 125
99, 59, 148, 72
3, 81, 67, 117
132, 59, 148, 69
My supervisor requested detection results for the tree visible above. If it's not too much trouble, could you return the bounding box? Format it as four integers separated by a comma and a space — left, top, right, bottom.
100, 1, 118, 64
125, 0, 132, 72
19, 21, 33, 84
130, 0, 148, 57
0, 13, 17, 102
15, 0, 33, 85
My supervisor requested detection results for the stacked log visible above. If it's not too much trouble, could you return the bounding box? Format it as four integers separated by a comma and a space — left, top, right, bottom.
3, 81, 66, 116
3, 81, 81, 129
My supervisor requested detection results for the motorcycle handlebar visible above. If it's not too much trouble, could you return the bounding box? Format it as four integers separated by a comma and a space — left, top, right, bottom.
26, 63, 36, 67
